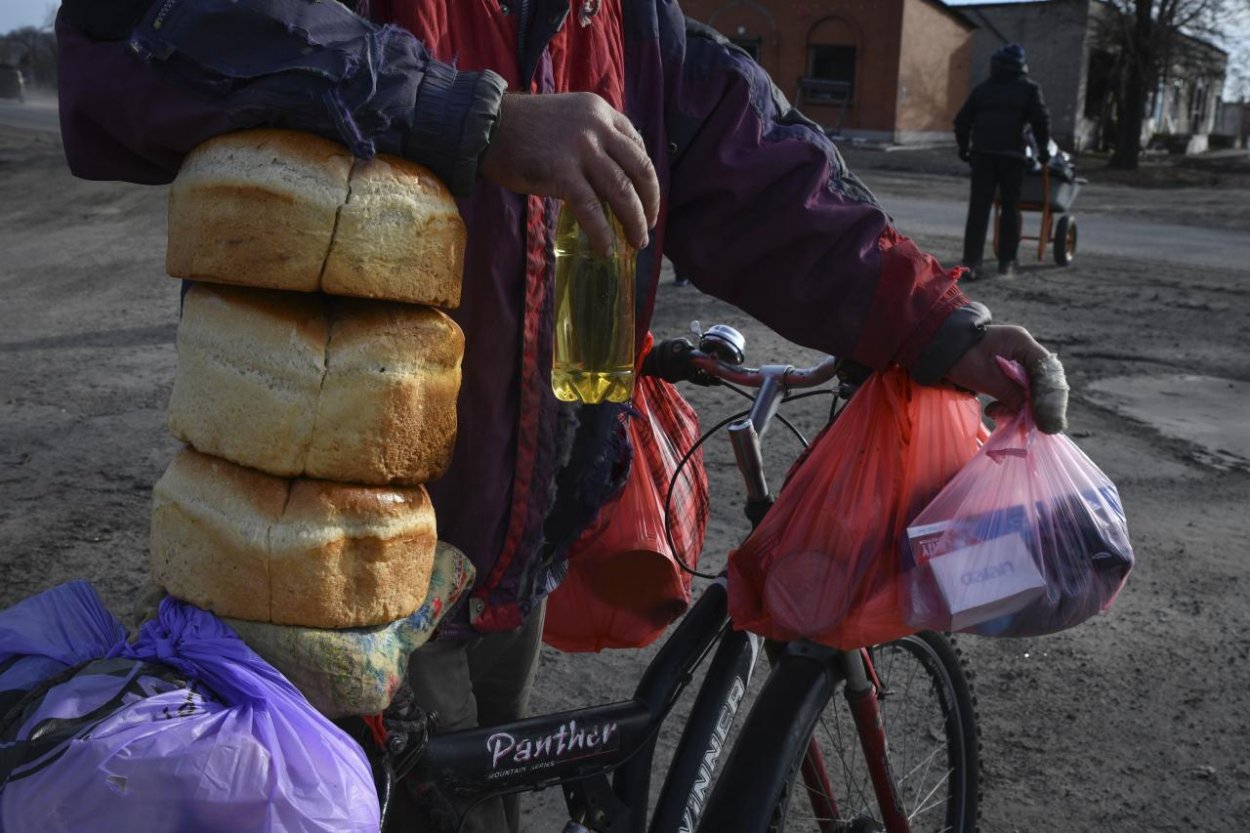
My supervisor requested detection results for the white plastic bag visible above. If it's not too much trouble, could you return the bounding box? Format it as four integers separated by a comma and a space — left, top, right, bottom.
904, 359, 1133, 636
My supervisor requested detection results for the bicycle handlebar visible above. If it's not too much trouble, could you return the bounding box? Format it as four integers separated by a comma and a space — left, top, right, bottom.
641, 336, 842, 392
643, 330, 854, 511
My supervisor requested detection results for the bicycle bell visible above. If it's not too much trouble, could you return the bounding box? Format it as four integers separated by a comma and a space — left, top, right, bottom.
691, 321, 746, 366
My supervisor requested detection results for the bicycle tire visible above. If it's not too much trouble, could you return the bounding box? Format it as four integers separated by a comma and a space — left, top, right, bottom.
774, 632, 980, 833
697, 633, 979, 833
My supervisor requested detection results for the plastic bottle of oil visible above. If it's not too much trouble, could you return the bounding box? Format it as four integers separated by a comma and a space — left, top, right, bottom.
551, 202, 635, 404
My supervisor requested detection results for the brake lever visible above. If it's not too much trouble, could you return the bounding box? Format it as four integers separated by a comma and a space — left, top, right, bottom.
642, 337, 721, 387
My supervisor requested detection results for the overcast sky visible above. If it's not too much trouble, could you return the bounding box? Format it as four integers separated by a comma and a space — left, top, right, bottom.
0, 0, 53, 34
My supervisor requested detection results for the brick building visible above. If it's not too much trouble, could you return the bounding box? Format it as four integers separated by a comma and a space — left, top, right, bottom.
960, 0, 1228, 153
679, 0, 976, 144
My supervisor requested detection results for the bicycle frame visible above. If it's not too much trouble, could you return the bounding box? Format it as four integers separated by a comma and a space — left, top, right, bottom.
403, 578, 764, 833
690, 347, 915, 825
696, 641, 913, 833
392, 339, 912, 833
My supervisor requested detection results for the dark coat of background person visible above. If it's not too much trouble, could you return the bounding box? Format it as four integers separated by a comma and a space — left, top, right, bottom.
955, 43, 1051, 275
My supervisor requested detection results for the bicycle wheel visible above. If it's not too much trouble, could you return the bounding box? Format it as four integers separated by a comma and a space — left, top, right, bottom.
774, 632, 980, 833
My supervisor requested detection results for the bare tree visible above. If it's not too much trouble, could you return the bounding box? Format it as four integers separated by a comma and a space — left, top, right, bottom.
0, 26, 58, 88
1232, 64, 1250, 101
1095, 0, 1244, 168
1224, 12, 1250, 101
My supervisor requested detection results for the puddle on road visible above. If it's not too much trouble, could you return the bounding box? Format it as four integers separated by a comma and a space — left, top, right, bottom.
1086, 375, 1250, 472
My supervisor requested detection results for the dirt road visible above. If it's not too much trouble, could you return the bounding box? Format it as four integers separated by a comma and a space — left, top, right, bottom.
880, 192, 1250, 272
0, 95, 58, 134
2, 124, 1248, 832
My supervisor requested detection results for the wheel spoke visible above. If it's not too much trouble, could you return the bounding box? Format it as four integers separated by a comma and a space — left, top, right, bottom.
780, 634, 977, 832
898, 742, 946, 788
902, 718, 942, 809
907, 764, 953, 820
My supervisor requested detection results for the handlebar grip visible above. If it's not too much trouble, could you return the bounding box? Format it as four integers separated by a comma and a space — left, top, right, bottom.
835, 359, 873, 387
640, 338, 696, 383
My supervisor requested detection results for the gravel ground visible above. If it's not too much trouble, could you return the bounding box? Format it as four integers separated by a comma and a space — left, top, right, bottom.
2, 125, 1248, 832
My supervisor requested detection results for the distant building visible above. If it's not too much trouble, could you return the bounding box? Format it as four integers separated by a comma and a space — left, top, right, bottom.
959, 0, 1227, 153
679, 0, 976, 144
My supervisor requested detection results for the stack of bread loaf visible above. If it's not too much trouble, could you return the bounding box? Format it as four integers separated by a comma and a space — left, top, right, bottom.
148, 129, 471, 714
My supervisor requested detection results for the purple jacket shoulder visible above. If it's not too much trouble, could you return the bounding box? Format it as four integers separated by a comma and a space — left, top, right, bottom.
56, 0, 504, 196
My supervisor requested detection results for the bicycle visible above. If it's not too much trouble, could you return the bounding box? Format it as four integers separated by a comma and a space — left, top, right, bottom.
347, 323, 981, 833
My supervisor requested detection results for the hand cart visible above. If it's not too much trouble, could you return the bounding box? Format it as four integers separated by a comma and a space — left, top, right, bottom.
994, 163, 1082, 266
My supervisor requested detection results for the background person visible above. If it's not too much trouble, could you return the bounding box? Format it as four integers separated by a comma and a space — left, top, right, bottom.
55, 2, 1068, 830
955, 42, 1052, 279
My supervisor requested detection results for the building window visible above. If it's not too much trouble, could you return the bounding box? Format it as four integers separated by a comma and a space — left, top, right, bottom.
803, 44, 856, 102
1190, 78, 1209, 133
1168, 80, 1183, 126
1084, 50, 1115, 120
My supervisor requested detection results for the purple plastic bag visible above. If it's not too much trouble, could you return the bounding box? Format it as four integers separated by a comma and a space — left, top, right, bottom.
0, 580, 128, 708
0, 582, 380, 833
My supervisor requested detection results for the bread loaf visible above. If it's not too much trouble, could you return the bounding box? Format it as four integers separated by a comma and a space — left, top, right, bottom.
151, 448, 437, 628
167, 129, 464, 307
169, 283, 463, 485
321, 153, 466, 308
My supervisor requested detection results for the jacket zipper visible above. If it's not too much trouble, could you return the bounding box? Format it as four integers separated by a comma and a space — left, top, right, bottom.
151, 0, 180, 30
516, 0, 531, 85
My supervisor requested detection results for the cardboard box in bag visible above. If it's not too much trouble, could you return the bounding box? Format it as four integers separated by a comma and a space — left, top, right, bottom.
924, 532, 1046, 630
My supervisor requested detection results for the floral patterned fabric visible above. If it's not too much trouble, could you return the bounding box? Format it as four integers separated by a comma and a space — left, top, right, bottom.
225, 543, 474, 718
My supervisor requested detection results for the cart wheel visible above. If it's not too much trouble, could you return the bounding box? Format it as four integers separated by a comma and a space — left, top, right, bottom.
1054, 215, 1077, 266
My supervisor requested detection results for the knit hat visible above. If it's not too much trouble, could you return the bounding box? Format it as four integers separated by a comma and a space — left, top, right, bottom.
992, 43, 1028, 72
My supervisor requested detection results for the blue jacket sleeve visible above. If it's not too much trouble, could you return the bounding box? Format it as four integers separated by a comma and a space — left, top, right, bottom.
57, 0, 505, 195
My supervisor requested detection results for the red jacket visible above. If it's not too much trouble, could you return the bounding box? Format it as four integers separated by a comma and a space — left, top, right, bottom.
56, 0, 987, 636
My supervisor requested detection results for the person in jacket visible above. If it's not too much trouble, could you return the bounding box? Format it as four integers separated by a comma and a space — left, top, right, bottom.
55, 2, 1069, 829
955, 42, 1052, 278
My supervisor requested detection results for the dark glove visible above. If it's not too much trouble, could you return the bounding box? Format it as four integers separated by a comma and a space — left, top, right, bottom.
1038, 151, 1051, 165
958, 148, 972, 163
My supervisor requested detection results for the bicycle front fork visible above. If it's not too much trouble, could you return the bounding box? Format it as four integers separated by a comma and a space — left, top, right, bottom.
840, 651, 911, 833
788, 648, 912, 833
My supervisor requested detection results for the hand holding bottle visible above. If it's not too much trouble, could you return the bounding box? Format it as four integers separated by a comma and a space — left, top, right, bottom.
479, 92, 659, 257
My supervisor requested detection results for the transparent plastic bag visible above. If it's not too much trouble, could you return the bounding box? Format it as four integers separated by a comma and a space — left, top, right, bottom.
904, 359, 1134, 637
728, 367, 984, 649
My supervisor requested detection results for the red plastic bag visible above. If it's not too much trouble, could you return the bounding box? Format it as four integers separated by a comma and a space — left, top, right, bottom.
728, 367, 984, 649
543, 374, 709, 652
903, 358, 1133, 637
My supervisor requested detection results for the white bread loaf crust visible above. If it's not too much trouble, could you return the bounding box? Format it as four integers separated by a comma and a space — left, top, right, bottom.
167, 130, 351, 292
167, 129, 465, 308
169, 283, 463, 485
168, 285, 327, 477
151, 448, 437, 628
321, 154, 465, 308
150, 447, 280, 623
307, 295, 464, 483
